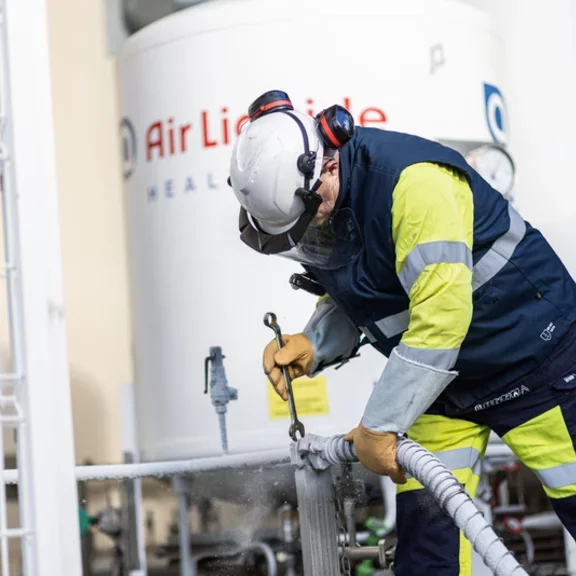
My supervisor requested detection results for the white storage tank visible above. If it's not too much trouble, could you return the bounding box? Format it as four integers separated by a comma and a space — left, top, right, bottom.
116, 0, 509, 464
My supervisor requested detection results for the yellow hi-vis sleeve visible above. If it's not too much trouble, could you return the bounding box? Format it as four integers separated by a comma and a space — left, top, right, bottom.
391, 162, 474, 371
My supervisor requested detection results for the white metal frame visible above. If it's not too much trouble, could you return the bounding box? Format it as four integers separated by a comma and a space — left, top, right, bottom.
0, 0, 83, 573
0, 5, 33, 575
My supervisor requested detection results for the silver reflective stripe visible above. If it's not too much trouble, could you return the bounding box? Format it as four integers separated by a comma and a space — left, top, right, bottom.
472, 203, 526, 291
439, 447, 482, 471
533, 462, 576, 489
359, 326, 377, 343
375, 310, 410, 338
398, 342, 460, 371
399, 241, 472, 295
406, 447, 481, 479
370, 203, 525, 342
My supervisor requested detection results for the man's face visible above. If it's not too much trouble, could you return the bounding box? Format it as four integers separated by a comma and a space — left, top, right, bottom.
312, 158, 340, 226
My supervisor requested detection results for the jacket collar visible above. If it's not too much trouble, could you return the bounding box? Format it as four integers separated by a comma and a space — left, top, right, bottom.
334, 136, 355, 210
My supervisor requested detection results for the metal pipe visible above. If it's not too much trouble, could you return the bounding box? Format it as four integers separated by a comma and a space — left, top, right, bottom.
190, 541, 277, 576
522, 512, 562, 531
380, 474, 397, 534
338, 546, 380, 562
247, 542, 277, 576
503, 511, 563, 538
279, 504, 297, 576
564, 528, 576, 576
121, 457, 142, 574
349, 475, 396, 545
3, 448, 291, 484
349, 531, 369, 545
120, 382, 147, 575
179, 490, 193, 576
498, 479, 510, 507
314, 435, 528, 576
504, 511, 562, 533
218, 413, 228, 454
344, 498, 356, 546
172, 476, 194, 576
519, 531, 534, 566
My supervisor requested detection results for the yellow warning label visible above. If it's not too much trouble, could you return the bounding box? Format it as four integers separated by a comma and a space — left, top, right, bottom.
267, 376, 329, 420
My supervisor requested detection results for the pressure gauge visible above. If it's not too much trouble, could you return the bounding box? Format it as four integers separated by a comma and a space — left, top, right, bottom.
466, 144, 516, 198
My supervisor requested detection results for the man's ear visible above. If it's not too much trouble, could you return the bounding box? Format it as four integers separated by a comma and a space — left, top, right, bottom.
327, 158, 339, 177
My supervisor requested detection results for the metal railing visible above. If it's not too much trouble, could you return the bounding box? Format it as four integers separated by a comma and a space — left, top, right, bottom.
3, 448, 292, 484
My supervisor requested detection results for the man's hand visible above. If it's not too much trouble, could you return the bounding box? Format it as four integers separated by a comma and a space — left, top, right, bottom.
344, 424, 407, 484
263, 333, 314, 400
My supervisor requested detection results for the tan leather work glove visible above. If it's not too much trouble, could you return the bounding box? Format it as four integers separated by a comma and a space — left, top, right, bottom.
263, 333, 314, 400
344, 424, 407, 484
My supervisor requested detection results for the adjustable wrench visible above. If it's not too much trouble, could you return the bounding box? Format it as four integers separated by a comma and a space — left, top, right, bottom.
263, 312, 306, 441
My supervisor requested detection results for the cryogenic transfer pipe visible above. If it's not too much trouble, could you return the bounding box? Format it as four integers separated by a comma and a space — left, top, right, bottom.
321, 436, 528, 576
397, 440, 527, 576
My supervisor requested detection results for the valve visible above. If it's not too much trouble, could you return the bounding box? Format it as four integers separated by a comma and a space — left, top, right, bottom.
204, 346, 238, 453
204, 347, 238, 412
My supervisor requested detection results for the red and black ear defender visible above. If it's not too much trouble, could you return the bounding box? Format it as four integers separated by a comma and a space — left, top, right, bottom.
247, 90, 355, 149
248, 90, 295, 120
315, 105, 355, 150
244, 90, 355, 183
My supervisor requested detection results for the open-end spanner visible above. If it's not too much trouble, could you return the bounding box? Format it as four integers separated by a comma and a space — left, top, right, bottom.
263, 312, 306, 441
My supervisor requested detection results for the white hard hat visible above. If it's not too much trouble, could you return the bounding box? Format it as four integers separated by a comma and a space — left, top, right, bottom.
229, 107, 324, 235
228, 90, 360, 269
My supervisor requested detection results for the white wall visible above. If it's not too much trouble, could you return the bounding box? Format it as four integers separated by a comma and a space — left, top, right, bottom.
461, 0, 576, 275
46, 0, 133, 466
42, 0, 188, 553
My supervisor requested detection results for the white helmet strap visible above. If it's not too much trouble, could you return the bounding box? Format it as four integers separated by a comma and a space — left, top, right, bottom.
284, 110, 318, 190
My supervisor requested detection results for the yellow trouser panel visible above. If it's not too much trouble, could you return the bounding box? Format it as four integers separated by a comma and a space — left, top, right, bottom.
502, 405, 576, 499
398, 414, 491, 576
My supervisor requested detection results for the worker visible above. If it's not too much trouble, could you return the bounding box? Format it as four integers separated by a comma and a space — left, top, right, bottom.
227, 90, 576, 576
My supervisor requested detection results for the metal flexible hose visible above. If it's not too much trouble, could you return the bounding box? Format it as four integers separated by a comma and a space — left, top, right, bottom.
321, 435, 528, 576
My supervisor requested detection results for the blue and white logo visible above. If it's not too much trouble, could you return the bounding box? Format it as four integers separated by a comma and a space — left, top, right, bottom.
120, 116, 137, 180
483, 83, 508, 144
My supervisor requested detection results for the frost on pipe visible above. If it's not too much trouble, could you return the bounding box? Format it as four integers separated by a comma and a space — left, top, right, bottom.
316, 435, 529, 576
2, 448, 291, 484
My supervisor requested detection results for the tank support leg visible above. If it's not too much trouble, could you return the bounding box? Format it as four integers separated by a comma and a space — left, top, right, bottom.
293, 453, 341, 575
172, 475, 195, 576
